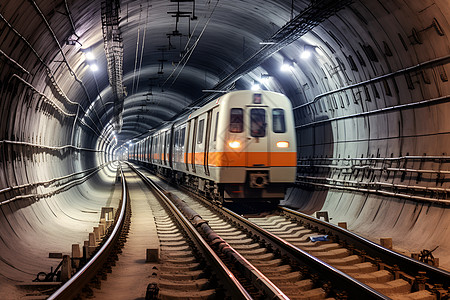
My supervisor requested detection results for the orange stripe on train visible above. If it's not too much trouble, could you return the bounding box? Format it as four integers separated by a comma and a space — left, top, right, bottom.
177, 152, 296, 167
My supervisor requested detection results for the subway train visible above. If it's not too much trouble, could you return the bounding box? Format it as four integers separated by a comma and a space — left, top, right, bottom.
128, 90, 297, 204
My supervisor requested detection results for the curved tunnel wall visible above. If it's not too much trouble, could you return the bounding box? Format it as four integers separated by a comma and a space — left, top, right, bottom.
274, 0, 450, 265
0, 0, 115, 292
0, 0, 449, 293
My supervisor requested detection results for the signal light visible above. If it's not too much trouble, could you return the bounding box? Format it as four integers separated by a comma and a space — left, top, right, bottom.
276, 141, 289, 148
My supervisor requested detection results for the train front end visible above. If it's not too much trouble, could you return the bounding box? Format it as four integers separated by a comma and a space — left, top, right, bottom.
213, 90, 297, 202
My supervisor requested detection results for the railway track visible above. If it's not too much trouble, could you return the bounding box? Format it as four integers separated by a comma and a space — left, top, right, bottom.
48, 166, 131, 300
248, 208, 450, 300
48, 163, 449, 299
135, 164, 449, 299
130, 164, 288, 299
48, 164, 251, 299
135, 166, 387, 299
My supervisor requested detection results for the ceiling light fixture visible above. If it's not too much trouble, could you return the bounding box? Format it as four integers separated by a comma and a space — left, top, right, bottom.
251, 81, 261, 91
300, 49, 311, 60
300, 45, 317, 60
280, 58, 294, 72
260, 73, 271, 84
259, 41, 276, 45
85, 51, 95, 60
90, 63, 99, 72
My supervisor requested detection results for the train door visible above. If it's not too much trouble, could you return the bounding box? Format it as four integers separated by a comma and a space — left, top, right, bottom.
148, 136, 153, 163
203, 111, 212, 176
246, 106, 269, 167
166, 130, 172, 168
148, 136, 153, 164
159, 133, 163, 164
185, 122, 191, 171
138, 142, 142, 160
190, 118, 198, 173
180, 126, 186, 171
162, 131, 167, 165
144, 138, 148, 163
151, 135, 156, 163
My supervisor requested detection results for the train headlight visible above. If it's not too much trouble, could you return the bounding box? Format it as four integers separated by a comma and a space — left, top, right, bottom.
228, 141, 241, 148
276, 141, 289, 148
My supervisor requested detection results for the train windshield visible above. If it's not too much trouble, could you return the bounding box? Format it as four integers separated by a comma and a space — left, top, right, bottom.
272, 109, 286, 133
229, 108, 243, 133
250, 108, 266, 137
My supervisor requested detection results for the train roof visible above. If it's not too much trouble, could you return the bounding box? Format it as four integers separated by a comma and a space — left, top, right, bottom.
185, 90, 287, 120
144, 90, 290, 133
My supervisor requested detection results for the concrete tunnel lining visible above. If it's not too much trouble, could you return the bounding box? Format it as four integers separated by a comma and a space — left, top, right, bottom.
0, 0, 449, 295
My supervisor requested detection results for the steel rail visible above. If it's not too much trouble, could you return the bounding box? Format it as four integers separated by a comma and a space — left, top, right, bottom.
132, 163, 386, 299
218, 206, 389, 299
281, 207, 450, 289
48, 165, 128, 300
149, 182, 289, 299
128, 164, 256, 300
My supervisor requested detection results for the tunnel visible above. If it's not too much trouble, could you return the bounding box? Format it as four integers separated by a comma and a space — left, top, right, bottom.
0, 0, 449, 297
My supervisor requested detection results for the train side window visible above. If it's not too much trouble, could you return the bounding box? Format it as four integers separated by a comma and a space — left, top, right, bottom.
229, 108, 243, 133
197, 119, 204, 144
166, 132, 171, 151
174, 130, 179, 147
213, 112, 219, 141
180, 127, 185, 147
250, 108, 266, 137
272, 109, 286, 133
166, 132, 171, 163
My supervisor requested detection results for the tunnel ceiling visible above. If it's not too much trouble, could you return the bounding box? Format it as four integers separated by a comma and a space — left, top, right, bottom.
91, 0, 312, 145
1, 0, 449, 153
0, 0, 355, 150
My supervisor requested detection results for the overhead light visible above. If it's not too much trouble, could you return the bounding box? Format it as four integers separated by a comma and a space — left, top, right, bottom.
300, 45, 316, 60
85, 51, 95, 60
260, 74, 271, 84
251, 81, 261, 91
259, 41, 276, 45
90, 63, 99, 72
280, 58, 294, 72
300, 49, 311, 60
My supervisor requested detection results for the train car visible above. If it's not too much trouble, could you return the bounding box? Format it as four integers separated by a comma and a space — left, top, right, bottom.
130, 90, 297, 204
